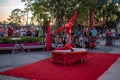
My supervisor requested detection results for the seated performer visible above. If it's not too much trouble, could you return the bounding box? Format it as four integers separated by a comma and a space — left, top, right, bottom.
54, 11, 77, 51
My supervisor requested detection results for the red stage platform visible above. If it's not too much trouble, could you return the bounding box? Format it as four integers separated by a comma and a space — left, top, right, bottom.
52, 48, 87, 65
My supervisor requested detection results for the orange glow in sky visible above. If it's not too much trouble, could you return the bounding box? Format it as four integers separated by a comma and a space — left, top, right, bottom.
0, 0, 25, 22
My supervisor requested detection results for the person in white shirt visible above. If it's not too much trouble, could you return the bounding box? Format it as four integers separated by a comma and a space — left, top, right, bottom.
3, 26, 8, 37
79, 35, 85, 48
111, 27, 116, 45
20, 27, 26, 36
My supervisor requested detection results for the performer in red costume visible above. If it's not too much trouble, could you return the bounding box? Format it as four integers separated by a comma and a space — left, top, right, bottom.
54, 11, 77, 51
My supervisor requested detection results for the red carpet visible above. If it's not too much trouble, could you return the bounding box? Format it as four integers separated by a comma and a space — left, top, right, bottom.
0, 52, 120, 80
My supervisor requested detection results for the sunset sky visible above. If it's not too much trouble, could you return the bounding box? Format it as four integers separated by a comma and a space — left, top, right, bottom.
0, 0, 25, 22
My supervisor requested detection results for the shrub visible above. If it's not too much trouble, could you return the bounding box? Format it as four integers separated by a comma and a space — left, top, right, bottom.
0, 37, 42, 44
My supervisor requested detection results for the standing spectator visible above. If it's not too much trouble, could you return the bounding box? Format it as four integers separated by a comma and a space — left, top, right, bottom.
61, 35, 66, 46
78, 35, 85, 48
31, 26, 36, 36
3, 26, 8, 37
0, 27, 3, 36
84, 35, 89, 49
111, 27, 116, 45
26, 28, 32, 36
8, 25, 13, 37
91, 27, 97, 41
74, 27, 79, 37
52, 35, 59, 47
15, 27, 20, 37
105, 29, 112, 46
20, 27, 26, 36
35, 27, 39, 36
89, 36, 95, 49
99, 26, 104, 39
73, 37, 79, 48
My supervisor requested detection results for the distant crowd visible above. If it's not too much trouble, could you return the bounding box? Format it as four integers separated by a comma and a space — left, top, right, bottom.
0, 25, 43, 37
52, 26, 117, 49
0, 25, 118, 49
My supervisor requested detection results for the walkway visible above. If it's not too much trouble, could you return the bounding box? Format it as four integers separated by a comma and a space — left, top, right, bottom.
0, 39, 120, 80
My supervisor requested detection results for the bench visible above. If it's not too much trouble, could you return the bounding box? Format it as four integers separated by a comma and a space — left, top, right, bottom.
0, 44, 46, 51
24, 44, 46, 51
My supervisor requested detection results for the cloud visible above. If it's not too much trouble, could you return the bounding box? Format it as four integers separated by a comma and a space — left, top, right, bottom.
0, 0, 7, 5
2, 0, 25, 10
0, 0, 25, 21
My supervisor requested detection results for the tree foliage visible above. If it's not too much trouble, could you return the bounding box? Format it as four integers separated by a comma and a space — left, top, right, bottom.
21, 0, 90, 27
17, 0, 120, 28
7, 9, 26, 26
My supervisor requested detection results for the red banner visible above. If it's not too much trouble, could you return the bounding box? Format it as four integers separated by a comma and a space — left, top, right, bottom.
46, 21, 51, 51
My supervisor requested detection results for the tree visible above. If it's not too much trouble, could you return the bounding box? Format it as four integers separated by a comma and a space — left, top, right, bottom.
94, 2, 120, 28
21, 0, 120, 29
21, 0, 89, 27
7, 9, 26, 26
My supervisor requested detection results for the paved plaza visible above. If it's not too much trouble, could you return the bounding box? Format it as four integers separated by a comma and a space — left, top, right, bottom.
0, 39, 120, 80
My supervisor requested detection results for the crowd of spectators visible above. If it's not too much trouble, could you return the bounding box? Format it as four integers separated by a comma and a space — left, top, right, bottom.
0, 25, 43, 37
52, 26, 118, 49
0, 24, 118, 49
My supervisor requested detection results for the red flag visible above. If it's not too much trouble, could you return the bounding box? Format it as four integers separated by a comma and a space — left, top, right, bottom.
46, 21, 51, 51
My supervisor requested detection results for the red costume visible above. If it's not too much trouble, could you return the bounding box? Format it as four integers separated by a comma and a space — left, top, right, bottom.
8, 26, 13, 37
54, 11, 77, 50
55, 43, 72, 50
54, 11, 76, 35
